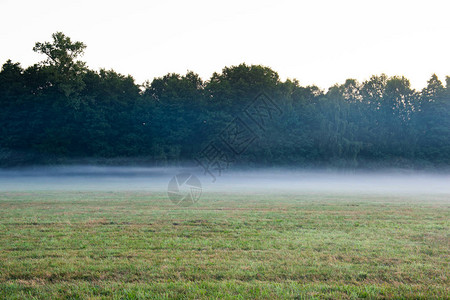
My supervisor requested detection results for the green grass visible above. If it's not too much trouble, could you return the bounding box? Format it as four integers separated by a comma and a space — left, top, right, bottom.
0, 191, 448, 299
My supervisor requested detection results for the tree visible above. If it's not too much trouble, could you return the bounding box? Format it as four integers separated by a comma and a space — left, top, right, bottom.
143, 71, 207, 161
33, 32, 87, 99
418, 75, 450, 164
206, 63, 281, 112
33, 32, 86, 74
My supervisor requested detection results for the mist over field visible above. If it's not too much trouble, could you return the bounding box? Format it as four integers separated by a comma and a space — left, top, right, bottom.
1, 166, 449, 196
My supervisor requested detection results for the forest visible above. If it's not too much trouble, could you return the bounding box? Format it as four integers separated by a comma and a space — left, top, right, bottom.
1, 32, 449, 168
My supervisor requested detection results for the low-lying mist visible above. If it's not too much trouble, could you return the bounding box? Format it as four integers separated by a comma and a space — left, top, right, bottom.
0, 166, 449, 196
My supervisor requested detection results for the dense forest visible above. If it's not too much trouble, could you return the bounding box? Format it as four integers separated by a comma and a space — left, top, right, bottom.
1, 32, 449, 169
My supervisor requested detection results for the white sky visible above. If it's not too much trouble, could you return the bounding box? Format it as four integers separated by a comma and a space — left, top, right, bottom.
1, 0, 449, 90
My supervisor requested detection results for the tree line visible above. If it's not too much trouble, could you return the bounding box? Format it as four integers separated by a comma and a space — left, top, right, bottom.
0, 32, 449, 168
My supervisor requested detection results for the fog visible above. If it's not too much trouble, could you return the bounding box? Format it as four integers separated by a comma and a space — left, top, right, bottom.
0, 166, 449, 196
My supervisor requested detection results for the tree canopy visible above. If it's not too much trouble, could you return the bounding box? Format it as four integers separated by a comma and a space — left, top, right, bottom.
0, 33, 449, 168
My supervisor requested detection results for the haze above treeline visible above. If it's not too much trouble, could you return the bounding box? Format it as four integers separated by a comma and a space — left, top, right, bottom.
0, 32, 449, 168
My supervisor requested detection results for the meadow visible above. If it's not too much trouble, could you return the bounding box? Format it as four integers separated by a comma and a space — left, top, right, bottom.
0, 191, 448, 299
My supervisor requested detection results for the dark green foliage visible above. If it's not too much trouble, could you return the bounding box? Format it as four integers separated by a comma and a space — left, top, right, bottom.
0, 33, 449, 167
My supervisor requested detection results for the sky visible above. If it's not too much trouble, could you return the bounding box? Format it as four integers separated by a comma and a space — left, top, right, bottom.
1, 0, 449, 90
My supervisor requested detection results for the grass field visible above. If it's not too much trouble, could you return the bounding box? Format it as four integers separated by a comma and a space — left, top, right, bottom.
0, 191, 448, 299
